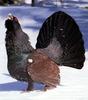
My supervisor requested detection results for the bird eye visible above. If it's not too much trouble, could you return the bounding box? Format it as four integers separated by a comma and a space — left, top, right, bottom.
14, 17, 18, 22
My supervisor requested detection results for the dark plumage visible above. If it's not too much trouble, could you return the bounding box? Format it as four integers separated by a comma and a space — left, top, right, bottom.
5, 11, 85, 91
36, 11, 85, 69
5, 14, 60, 91
5, 15, 34, 82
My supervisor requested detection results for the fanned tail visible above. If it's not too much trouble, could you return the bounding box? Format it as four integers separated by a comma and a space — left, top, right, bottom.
36, 11, 85, 69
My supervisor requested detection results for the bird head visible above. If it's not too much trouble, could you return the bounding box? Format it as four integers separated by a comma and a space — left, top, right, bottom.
5, 13, 21, 31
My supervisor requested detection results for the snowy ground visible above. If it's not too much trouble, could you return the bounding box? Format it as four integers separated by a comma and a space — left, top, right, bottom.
0, 4, 88, 100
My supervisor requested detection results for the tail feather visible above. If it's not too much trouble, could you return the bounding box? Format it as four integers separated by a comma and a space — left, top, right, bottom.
36, 11, 85, 69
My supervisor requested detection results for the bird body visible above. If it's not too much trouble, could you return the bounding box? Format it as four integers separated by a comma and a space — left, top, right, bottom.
5, 17, 34, 81
5, 11, 85, 91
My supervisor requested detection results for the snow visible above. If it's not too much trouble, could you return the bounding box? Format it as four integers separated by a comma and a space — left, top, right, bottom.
25, 0, 31, 4
0, 4, 88, 100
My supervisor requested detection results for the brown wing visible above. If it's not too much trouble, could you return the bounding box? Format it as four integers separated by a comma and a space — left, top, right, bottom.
27, 50, 60, 87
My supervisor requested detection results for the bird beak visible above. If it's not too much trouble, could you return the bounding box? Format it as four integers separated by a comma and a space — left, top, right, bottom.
7, 13, 13, 20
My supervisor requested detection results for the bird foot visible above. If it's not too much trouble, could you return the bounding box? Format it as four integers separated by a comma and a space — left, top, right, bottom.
44, 85, 56, 91
26, 87, 34, 91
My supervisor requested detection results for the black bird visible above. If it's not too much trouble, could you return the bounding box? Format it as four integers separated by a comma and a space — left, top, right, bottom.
5, 11, 85, 91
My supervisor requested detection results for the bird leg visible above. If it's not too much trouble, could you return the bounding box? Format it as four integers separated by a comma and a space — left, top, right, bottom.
26, 79, 34, 91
